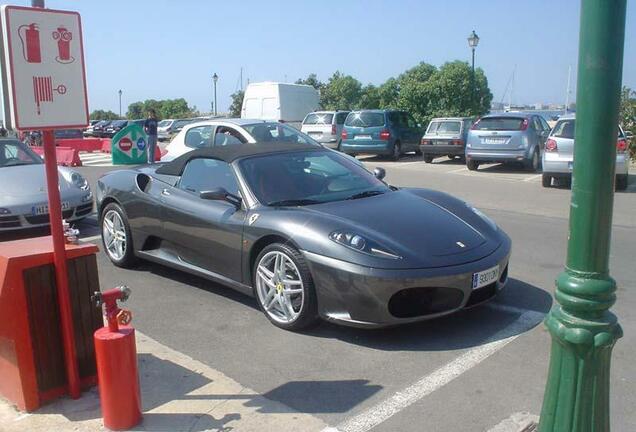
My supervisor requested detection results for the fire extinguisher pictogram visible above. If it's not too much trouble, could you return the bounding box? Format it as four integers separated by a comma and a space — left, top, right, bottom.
18, 23, 41, 64
52, 26, 74, 64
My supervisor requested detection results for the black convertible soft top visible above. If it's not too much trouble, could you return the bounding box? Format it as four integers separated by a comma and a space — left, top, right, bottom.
155, 141, 324, 176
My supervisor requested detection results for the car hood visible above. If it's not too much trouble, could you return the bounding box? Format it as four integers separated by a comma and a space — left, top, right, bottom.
0, 164, 75, 198
301, 189, 499, 268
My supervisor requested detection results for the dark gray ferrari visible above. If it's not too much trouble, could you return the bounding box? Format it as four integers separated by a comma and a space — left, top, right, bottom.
96, 142, 511, 330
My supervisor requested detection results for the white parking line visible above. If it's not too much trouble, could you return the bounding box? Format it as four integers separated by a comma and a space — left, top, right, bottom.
324, 308, 543, 432
447, 167, 469, 173
523, 174, 542, 182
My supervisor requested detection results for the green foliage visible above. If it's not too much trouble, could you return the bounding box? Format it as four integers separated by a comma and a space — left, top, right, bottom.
89, 109, 120, 121
619, 86, 635, 159
321, 72, 363, 111
228, 90, 244, 117
126, 98, 196, 120
305, 61, 491, 129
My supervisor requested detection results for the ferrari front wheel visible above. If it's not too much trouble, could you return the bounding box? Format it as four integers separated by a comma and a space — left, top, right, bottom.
254, 243, 318, 330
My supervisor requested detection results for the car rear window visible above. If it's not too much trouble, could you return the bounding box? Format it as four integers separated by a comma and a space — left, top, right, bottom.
345, 112, 385, 128
427, 121, 461, 134
473, 117, 526, 131
551, 120, 575, 139
304, 113, 334, 125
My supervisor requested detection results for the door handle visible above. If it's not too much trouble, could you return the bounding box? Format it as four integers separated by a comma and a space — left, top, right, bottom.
161, 188, 171, 196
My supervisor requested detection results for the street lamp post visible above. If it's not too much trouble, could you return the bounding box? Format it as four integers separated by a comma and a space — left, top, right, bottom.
467, 30, 479, 114
212, 73, 218, 116
118, 89, 122, 118
538, 1, 626, 431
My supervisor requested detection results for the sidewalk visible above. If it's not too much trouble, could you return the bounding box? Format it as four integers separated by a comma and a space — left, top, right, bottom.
0, 331, 328, 432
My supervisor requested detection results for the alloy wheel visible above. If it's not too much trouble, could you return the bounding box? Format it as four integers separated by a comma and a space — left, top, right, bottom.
255, 251, 305, 324
102, 209, 127, 261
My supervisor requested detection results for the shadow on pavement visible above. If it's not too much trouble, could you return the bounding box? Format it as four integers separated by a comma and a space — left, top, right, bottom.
132, 412, 240, 432
475, 162, 541, 174
246, 380, 382, 414
304, 278, 551, 352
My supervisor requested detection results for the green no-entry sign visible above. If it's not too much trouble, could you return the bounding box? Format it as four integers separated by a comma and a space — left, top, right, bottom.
112, 123, 148, 164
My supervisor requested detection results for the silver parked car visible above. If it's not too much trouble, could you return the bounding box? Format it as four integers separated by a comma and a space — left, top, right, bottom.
465, 112, 551, 172
301, 111, 350, 149
542, 114, 630, 190
420, 117, 474, 163
0, 139, 93, 231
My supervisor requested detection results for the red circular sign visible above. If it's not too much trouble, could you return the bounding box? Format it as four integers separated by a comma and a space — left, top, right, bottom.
119, 137, 132, 151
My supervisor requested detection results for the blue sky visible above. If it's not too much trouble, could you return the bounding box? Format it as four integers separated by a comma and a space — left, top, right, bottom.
3, 0, 635, 115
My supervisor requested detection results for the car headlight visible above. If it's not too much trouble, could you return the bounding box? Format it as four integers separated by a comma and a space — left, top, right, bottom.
0, 208, 11, 215
329, 231, 401, 259
61, 170, 90, 191
468, 204, 497, 230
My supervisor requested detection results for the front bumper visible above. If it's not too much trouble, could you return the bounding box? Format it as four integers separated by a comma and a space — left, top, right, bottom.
466, 148, 530, 163
303, 236, 511, 328
0, 194, 93, 232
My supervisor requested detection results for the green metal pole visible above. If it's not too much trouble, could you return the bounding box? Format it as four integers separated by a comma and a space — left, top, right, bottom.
538, 1, 626, 431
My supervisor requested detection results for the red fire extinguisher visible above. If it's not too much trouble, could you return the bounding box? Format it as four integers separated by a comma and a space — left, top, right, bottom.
18, 23, 41, 63
92, 286, 142, 431
52, 26, 73, 63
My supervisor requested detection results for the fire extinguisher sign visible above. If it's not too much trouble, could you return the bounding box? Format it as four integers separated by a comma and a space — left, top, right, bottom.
0, 6, 88, 130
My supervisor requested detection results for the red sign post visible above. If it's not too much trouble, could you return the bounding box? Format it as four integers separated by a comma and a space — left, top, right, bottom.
1, 2, 90, 399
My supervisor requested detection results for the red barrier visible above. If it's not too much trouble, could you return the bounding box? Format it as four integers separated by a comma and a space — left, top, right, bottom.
101, 139, 112, 153
31, 146, 82, 167
56, 138, 103, 153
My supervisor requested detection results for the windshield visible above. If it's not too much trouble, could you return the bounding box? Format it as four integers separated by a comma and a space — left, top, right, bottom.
239, 150, 389, 206
551, 120, 575, 139
304, 113, 334, 125
158, 120, 172, 128
0, 141, 42, 167
426, 121, 461, 134
345, 112, 385, 128
243, 123, 320, 146
473, 117, 526, 131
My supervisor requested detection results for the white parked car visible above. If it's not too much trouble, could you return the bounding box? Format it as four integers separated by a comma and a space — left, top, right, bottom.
301, 111, 350, 149
163, 119, 321, 161
241, 82, 319, 130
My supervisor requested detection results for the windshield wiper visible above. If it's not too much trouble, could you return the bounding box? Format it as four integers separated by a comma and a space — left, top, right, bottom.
267, 199, 321, 207
346, 190, 387, 200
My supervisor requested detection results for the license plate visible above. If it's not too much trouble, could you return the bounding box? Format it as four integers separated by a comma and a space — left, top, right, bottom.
354, 135, 371, 140
472, 265, 500, 290
32, 202, 70, 215
308, 131, 321, 135
434, 140, 449, 145
483, 138, 506, 145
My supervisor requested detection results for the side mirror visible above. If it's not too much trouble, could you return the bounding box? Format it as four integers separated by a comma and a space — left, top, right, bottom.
373, 167, 386, 180
200, 187, 242, 209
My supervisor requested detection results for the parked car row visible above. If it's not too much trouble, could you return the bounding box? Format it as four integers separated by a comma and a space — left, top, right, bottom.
298, 110, 630, 190
85, 119, 145, 138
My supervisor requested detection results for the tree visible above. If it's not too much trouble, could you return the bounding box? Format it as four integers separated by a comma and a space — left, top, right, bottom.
358, 84, 381, 109
620, 86, 636, 159
126, 99, 197, 120
295, 73, 324, 91
228, 90, 244, 117
321, 72, 363, 111
90, 109, 120, 120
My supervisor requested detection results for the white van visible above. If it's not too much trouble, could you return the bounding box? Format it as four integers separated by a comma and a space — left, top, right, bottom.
241, 82, 320, 130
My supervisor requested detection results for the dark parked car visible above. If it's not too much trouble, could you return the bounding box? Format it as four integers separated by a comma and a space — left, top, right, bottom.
465, 112, 551, 171
420, 117, 474, 163
97, 142, 511, 330
340, 110, 423, 161
92, 120, 112, 138
104, 120, 131, 138
54, 129, 84, 140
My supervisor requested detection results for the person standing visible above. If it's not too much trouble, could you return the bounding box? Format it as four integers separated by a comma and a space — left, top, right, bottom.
144, 109, 159, 164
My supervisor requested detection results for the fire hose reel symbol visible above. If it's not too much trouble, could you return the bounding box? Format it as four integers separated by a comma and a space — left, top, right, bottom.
32, 76, 67, 115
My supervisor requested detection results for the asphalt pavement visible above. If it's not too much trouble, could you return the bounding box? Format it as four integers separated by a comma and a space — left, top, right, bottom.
6, 155, 634, 431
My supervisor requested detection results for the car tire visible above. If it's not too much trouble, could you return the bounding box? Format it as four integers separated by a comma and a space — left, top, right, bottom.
100, 202, 137, 268
423, 155, 434, 163
253, 243, 318, 331
390, 142, 401, 161
542, 174, 552, 188
525, 148, 540, 172
466, 159, 479, 171
616, 175, 628, 191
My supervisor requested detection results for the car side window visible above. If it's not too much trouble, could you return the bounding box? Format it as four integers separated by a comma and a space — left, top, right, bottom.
214, 127, 247, 146
336, 112, 348, 125
179, 158, 240, 196
406, 114, 417, 129
539, 117, 550, 131
388, 112, 400, 126
532, 116, 542, 132
184, 126, 214, 149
